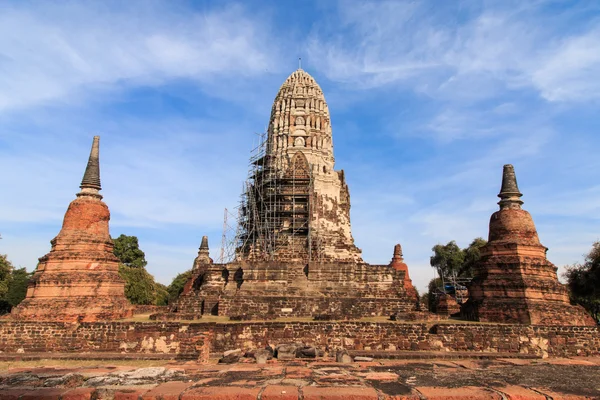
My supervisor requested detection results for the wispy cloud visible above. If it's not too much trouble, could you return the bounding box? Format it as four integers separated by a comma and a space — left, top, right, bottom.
0, 2, 279, 112
308, 0, 600, 103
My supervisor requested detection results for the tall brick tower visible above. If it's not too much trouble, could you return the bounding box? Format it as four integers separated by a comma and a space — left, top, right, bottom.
467, 164, 595, 326
238, 68, 362, 263
11, 136, 132, 322
162, 69, 419, 320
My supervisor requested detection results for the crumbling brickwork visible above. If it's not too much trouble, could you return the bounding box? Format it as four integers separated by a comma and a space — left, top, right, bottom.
466, 165, 595, 326
238, 68, 363, 263
167, 69, 420, 321
0, 321, 210, 361
165, 254, 420, 320
0, 321, 598, 359
11, 136, 132, 322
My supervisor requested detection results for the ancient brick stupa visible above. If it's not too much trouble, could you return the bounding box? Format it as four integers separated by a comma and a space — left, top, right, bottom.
167, 68, 418, 320
389, 244, 418, 302
466, 165, 595, 326
11, 136, 132, 322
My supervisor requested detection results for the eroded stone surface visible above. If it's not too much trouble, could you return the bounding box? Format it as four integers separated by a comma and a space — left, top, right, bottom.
11, 136, 132, 322
1, 357, 599, 399
465, 165, 595, 326
166, 69, 420, 321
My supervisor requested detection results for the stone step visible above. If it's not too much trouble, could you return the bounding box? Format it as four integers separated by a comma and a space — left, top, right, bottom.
348, 350, 542, 360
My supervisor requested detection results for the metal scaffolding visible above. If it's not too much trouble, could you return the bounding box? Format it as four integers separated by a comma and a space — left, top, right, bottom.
234, 131, 316, 262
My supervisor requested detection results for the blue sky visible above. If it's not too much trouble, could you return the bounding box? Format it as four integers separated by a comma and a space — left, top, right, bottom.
1, 0, 599, 292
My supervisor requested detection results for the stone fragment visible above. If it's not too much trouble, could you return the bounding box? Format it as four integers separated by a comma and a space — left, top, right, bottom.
335, 349, 353, 363
118, 367, 166, 380
254, 348, 274, 364
295, 345, 317, 358
223, 349, 242, 357
85, 376, 121, 386
276, 344, 298, 360
43, 373, 84, 388
219, 349, 243, 364
354, 356, 374, 362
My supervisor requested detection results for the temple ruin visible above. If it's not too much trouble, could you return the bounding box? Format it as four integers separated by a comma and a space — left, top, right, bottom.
11, 136, 133, 322
465, 165, 595, 326
167, 68, 419, 320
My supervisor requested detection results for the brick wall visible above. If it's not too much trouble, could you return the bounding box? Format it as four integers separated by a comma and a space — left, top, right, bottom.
0, 321, 211, 361
0, 321, 597, 359
209, 322, 600, 358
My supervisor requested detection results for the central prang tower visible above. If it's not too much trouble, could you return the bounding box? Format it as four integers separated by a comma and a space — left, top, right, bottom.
238, 68, 362, 262
162, 68, 419, 321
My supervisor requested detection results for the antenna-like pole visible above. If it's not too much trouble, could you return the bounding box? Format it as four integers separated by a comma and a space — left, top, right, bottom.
298, 57, 302, 70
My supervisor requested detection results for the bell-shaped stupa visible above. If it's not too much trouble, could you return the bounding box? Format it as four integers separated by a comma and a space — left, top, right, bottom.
11, 137, 132, 322
466, 165, 595, 325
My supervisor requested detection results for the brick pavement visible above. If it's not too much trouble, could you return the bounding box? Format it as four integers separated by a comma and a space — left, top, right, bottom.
0, 357, 598, 399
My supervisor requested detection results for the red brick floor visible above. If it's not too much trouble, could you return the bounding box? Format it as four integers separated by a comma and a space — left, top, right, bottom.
0, 357, 599, 399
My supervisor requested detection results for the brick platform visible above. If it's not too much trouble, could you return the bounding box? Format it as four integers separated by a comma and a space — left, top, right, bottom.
0, 357, 598, 399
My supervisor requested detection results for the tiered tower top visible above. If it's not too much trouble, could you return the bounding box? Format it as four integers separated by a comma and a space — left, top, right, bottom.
267, 68, 334, 170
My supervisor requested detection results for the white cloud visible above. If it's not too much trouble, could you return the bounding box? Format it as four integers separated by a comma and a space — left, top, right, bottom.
0, 2, 278, 112
532, 28, 600, 101
308, 0, 600, 103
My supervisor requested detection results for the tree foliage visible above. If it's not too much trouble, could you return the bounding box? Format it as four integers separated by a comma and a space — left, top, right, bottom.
564, 241, 600, 322
155, 283, 169, 306
6, 268, 31, 306
0, 255, 32, 313
430, 241, 465, 278
113, 234, 147, 268
428, 238, 487, 312
430, 238, 487, 279
461, 237, 488, 277
167, 270, 192, 304
0, 254, 13, 299
113, 234, 168, 305
119, 265, 158, 305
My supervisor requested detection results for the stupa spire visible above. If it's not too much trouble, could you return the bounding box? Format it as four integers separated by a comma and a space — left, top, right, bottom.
79, 136, 102, 197
498, 164, 523, 210
200, 235, 209, 251
193, 235, 212, 268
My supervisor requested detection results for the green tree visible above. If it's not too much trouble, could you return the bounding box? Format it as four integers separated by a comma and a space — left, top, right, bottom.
461, 237, 487, 278
155, 283, 169, 306
564, 241, 600, 322
118, 265, 157, 305
0, 254, 13, 299
430, 241, 464, 278
430, 238, 487, 279
167, 270, 192, 304
113, 234, 147, 268
6, 267, 31, 306
426, 277, 442, 313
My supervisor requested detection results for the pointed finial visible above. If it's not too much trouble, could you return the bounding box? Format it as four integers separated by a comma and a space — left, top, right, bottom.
78, 136, 102, 198
298, 57, 302, 70
200, 235, 209, 250
394, 244, 403, 259
498, 164, 523, 209
194, 235, 212, 267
